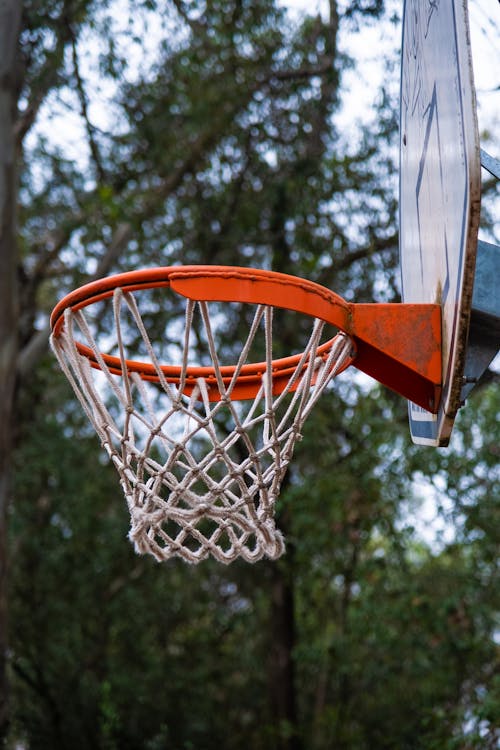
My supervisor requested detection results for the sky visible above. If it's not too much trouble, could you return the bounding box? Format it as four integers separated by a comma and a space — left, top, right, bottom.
285, 0, 499, 138
28, 0, 499, 233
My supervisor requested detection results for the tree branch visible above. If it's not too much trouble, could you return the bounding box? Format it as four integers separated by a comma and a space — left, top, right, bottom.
17, 219, 133, 379
14, 22, 74, 150
170, 0, 205, 33
91, 221, 132, 279
68, 24, 106, 184
30, 218, 83, 282
268, 59, 334, 84
337, 232, 398, 269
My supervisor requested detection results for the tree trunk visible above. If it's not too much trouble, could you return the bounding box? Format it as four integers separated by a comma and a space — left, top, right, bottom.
267, 500, 301, 750
0, 0, 22, 737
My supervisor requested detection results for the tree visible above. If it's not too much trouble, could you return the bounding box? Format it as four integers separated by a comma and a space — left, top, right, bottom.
0, 0, 23, 731
5, 0, 397, 738
3, 0, 499, 747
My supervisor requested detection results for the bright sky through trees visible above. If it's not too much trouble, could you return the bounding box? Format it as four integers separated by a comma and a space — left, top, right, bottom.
28, 0, 499, 193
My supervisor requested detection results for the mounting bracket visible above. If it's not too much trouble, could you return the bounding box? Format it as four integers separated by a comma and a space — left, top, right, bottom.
461, 240, 500, 401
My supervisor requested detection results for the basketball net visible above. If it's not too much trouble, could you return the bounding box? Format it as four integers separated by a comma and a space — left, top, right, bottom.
50, 288, 355, 564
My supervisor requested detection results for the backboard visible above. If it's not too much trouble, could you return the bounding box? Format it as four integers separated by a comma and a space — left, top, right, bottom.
399, 0, 481, 446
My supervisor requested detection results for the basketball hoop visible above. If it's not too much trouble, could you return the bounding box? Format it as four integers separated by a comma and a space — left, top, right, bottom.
50, 265, 442, 563
50, 266, 356, 563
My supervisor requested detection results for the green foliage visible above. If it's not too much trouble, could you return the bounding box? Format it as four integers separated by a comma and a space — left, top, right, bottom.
7, 0, 499, 748
11, 361, 271, 749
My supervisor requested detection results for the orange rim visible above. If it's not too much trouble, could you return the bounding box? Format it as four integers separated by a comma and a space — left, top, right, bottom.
50, 266, 356, 398
51, 265, 443, 410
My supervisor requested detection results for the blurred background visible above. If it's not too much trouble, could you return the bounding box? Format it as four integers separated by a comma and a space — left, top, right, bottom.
1, 0, 498, 747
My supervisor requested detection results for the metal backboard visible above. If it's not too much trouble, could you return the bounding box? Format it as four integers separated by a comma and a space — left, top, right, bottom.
399, 0, 481, 446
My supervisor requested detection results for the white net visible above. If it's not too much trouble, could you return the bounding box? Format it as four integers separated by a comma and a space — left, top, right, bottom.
50, 287, 355, 564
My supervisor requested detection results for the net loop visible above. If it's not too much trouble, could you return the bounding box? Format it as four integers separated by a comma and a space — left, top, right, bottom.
50, 286, 355, 564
